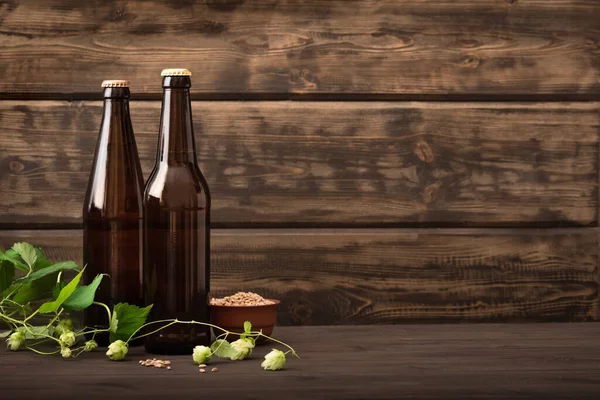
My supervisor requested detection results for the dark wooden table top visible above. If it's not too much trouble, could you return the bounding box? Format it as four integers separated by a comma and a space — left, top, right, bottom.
1, 324, 600, 399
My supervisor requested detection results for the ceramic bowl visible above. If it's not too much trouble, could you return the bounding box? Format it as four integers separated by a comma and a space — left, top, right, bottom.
209, 299, 280, 343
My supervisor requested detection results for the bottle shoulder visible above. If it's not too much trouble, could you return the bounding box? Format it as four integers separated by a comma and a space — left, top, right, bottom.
84, 168, 144, 217
144, 163, 210, 208
85, 143, 144, 203
83, 200, 144, 220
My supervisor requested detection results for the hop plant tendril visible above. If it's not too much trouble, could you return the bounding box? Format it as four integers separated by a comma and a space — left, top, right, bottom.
0, 242, 298, 371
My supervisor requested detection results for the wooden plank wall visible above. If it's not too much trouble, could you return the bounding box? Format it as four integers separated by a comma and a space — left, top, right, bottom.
0, 0, 599, 324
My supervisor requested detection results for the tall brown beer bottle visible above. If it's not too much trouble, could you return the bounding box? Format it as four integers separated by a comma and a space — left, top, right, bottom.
83, 80, 144, 346
143, 69, 211, 355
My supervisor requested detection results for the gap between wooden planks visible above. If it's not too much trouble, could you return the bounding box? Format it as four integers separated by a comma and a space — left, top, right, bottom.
0, 228, 597, 325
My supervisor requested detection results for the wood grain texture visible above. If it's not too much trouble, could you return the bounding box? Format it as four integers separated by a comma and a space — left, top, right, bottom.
0, 0, 599, 97
0, 229, 597, 324
0, 101, 598, 227
2, 325, 600, 399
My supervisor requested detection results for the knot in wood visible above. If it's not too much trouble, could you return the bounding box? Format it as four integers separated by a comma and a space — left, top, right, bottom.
413, 140, 434, 163
290, 68, 318, 89
111, 8, 127, 21
456, 39, 481, 49
585, 38, 599, 54
290, 300, 313, 324
422, 182, 441, 204
460, 54, 480, 68
9, 160, 25, 173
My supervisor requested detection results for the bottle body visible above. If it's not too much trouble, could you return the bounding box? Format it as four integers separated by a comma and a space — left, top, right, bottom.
83, 84, 144, 346
144, 72, 211, 355
144, 166, 210, 354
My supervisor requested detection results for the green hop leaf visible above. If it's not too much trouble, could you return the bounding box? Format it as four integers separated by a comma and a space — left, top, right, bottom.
1, 249, 28, 272
18, 325, 55, 339
261, 349, 286, 371
106, 340, 128, 361
33, 248, 52, 270
109, 312, 119, 334
240, 320, 253, 340
37, 267, 85, 314
192, 345, 212, 364
9, 273, 59, 304
0, 259, 15, 293
3, 326, 55, 340
11, 242, 37, 270
109, 303, 153, 342
53, 281, 66, 300
62, 274, 105, 311
210, 339, 241, 360
15, 261, 79, 285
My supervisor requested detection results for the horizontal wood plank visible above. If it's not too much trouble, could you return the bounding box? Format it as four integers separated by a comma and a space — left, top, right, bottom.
2, 325, 600, 399
0, 0, 599, 97
0, 101, 598, 227
0, 229, 597, 324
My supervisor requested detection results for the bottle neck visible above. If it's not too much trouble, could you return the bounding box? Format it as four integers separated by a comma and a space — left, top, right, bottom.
158, 87, 197, 165
100, 97, 134, 145
87, 92, 141, 214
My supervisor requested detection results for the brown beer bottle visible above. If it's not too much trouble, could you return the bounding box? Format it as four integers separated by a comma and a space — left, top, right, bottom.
83, 80, 144, 346
143, 68, 211, 355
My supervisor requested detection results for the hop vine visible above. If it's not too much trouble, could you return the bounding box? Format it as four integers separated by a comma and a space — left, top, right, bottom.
0, 242, 298, 370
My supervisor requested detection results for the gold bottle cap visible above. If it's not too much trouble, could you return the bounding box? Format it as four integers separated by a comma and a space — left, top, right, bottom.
161, 68, 192, 77
101, 80, 130, 88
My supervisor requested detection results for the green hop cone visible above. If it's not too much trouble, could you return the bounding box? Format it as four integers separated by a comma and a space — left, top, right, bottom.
60, 347, 72, 359
106, 340, 128, 361
54, 319, 73, 337
192, 345, 212, 364
6, 331, 26, 351
261, 349, 286, 371
230, 338, 255, 361
59, 332, 76, 348
84, 340, 98, 352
